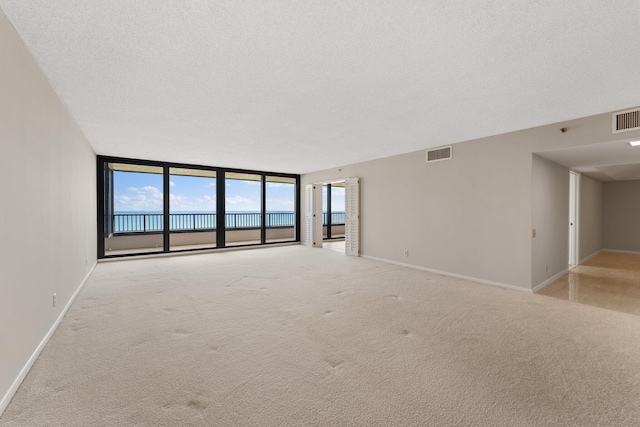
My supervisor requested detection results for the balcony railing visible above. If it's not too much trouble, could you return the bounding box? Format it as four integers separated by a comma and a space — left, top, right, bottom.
110, 212, 345, 234
113, 213, 164, 233
171, 213, 217, 231
323, 212, 346, 225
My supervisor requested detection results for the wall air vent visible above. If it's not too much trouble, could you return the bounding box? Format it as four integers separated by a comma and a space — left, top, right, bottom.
613, 108, 640, 133
426, 145, 452, 163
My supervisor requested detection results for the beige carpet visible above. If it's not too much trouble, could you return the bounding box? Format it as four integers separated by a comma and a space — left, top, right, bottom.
3, 245, 640, 426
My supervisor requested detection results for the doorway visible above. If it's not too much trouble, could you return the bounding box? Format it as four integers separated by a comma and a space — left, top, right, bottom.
323, 181, 346, 254
305, 177, 359, 256
323, 181, 346, 242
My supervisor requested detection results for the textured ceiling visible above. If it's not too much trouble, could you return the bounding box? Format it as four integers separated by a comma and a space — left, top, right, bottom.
2, 1, 640, 174
537, 139, 640, 182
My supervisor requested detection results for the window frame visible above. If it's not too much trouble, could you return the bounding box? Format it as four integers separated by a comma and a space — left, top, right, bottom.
97, 155, 300, 259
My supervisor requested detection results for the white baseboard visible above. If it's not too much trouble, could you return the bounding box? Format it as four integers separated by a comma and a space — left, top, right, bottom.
603, 248, 640, 255
532, 249, 604, 293
532, 268, 569, 293
579, 249, 602, 264
361, 255, 531, 293
0, 261, 97, 416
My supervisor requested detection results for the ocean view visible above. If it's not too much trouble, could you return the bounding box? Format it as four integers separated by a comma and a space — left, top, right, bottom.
110, 211, 345, 233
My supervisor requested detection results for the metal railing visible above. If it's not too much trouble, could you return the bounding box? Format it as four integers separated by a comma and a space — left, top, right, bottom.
225, 212, 261, 229
110, 212, 345, 234
265, 212, 295, 227
171, 213, 217, 231
322, 212, 346, 225
113, 213, 164, 233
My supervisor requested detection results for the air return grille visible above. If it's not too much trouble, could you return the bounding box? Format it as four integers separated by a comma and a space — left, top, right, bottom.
426, 146, 452, 163
613, 108, 640, 133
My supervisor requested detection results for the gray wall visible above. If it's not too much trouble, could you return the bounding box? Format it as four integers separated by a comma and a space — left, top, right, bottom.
603, 180, 640, 252
579, 175, 603, 261
0, 10, 96, 412
302, 111, 640, 291
304, 138, 533, 289
531, 155, 569, 288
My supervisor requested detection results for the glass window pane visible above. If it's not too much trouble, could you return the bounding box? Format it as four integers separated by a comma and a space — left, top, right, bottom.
322, 184, 328, 237
330, 183, 345, 239
169, 168, 217, 251
266, 176, 295, 243
100, 159, 300, 258
225, 172, 261, 246
104, 162, 164, 256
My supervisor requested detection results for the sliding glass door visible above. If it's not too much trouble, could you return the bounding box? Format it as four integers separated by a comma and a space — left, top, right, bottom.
98, 157, 299, 258
322, 181, 346, 240
329, 182, 345, 239
169, 168, 217, 251
266, 176, 296, 243
225, 172, 262, 246
102, 162, 164, 256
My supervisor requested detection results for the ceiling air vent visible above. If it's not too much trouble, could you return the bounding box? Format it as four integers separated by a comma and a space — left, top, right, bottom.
426, 145, 452, 163
613, 108, 640, 133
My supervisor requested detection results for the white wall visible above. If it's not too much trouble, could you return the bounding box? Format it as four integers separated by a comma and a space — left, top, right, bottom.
603, 180, 640, 252
302, 109, 640, 291
531, 155, 569, 288
0, 10, 96, 414
579, 175, 603, 261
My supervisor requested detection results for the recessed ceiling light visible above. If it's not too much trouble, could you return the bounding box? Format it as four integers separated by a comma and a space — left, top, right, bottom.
628, 140, 640, 147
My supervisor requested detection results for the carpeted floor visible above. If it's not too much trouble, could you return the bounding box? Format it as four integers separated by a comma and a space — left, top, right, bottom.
2, 245, 640, 426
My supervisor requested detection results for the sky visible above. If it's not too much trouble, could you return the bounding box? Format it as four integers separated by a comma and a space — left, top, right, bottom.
323, 185, 345, 212
113, 171, 306, 213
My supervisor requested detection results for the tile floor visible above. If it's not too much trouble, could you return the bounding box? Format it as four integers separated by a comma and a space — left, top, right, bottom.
537, 251, 640, 316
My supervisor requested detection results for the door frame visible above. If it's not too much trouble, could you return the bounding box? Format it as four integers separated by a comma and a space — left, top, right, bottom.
306, 177, 359, 256
569, 171, 580, 269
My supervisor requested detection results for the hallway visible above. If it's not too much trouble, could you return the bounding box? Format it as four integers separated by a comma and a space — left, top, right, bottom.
537, 251, 640, 316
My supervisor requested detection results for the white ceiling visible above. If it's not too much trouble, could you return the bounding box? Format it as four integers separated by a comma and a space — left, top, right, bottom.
537, 138, 640, 182
2, 1, 640, 174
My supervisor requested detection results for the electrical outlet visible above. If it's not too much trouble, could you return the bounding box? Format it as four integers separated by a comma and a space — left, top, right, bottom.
403, 250, 409, 257
53, 293, 57, 308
